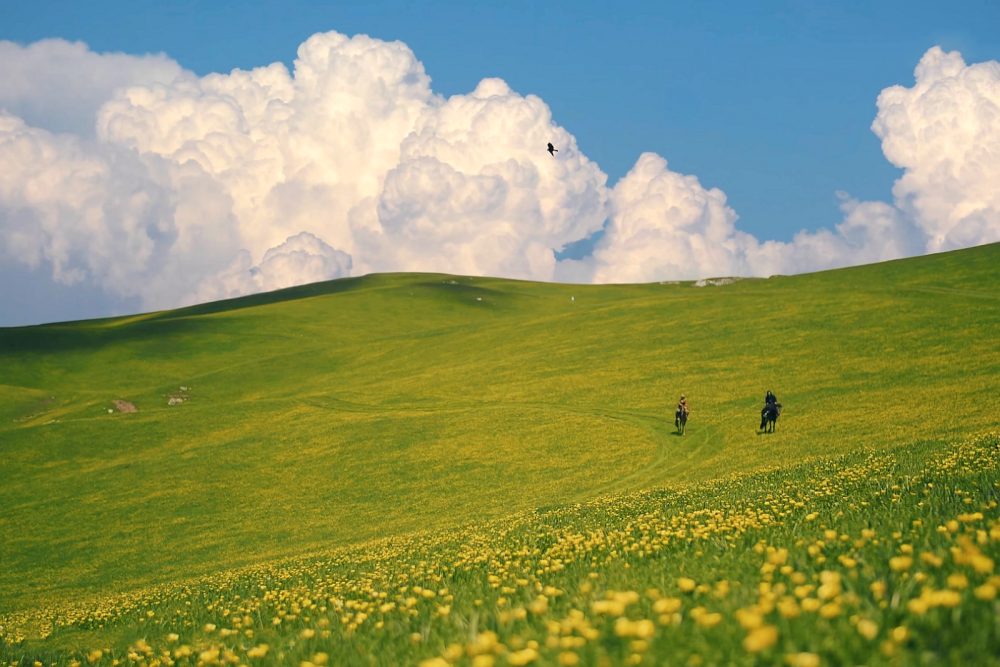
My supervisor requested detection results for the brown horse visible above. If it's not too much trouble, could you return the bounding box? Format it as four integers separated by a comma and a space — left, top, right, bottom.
676, 406, 690, 435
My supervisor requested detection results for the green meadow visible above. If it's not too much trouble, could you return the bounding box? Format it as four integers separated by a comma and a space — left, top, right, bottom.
1, 243, 999, 665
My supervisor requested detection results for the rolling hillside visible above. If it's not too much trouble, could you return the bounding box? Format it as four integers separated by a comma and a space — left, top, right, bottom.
1, 242, 999, 622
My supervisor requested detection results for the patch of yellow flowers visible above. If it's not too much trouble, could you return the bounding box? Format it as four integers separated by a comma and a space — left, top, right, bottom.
2, 433, 999, 665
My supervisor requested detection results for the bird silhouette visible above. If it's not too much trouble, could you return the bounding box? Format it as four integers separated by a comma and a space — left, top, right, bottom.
547, 143, 558, 156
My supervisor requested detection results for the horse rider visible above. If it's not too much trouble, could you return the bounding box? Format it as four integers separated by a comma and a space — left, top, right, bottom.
676, 395, 688, 422
761, 390, 779, 429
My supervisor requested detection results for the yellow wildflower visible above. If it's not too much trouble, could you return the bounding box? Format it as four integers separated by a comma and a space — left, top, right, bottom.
735, 609, 764, 630
690, 607, 722, 628
777, 596, 801, 619
768, 549, 789, 566
653, 597, 682, 614
857, 619, 879, 640
506, 648, 538, 666
614, 618, 655, 639
974, 583, 997, 600
743, 625, 779, 652
418, 659, 449, 667
784, 653, 820, 667
920, 553, 943, 567
819, 602, 841, 619
817, 571, 841, 600
889, 556, 912, 571
801, 598, 821, 612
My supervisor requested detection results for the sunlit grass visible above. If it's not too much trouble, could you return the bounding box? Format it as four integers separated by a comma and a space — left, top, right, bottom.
1, 243, 999, 664
3, 433, 998, 665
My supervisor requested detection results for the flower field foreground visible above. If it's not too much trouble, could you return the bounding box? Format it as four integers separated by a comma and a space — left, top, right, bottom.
3, 433, 999, 666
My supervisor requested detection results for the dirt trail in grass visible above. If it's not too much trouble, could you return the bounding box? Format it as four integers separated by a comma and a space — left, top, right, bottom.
303, 396, 723, 501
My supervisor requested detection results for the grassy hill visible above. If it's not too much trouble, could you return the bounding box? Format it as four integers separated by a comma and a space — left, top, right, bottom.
1, 244, 999, 664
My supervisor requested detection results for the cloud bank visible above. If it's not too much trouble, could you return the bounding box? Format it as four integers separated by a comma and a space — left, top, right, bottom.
1, 36, 998, 322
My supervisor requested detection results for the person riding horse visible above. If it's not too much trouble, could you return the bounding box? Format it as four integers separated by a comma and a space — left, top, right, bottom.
675, 395, 690, 434
761, 390, 781, 432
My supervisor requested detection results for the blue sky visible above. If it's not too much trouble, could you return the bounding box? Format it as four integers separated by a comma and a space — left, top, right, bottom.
4, 0, 997, 245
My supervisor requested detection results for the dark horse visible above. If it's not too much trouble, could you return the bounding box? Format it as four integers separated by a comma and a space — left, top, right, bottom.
760, 403, 781, 433
675, 406, 690, 435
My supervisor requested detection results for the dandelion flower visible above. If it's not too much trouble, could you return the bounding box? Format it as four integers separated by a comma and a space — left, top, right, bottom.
557, 652, 580, 666
889, 556, 912, 572
857, 619, 879, 640
819, 602, 841, 619
736, 609, 763, 630
743, 625, 778, 652
653, 598, 681, 614
777, 597, 801, 619
785, 653, 821, 667
507, 648, 539, 666
974, 583, 997, 600
418, 659, 449, 667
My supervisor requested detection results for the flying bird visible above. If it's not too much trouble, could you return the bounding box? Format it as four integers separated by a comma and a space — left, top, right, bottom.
547, 143, 558, 156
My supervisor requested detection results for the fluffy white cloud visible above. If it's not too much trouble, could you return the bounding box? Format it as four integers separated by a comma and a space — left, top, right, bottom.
0, 38, 185, 137
0, 112, 242, 308
97, 31, 438, 262
874, 46, 1000, 253
350, 78, 607, 280
578, 154, 925, 284
1, 36, 999, 324
192, 232, 351, 304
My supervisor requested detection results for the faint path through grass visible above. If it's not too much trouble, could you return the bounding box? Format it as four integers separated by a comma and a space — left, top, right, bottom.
303, 396, 722, 501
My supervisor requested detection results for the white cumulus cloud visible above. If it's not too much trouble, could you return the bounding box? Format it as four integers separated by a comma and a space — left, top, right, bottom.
873, 46, 1000, 253
0, 112, 242, 308
0, 38, 185, 137
192, 232, 351, 303
350, 77, 608, 281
